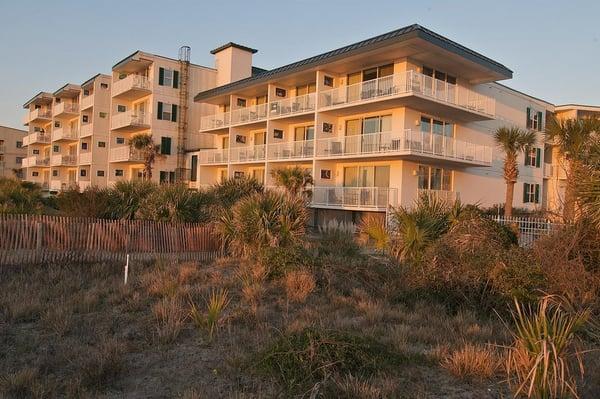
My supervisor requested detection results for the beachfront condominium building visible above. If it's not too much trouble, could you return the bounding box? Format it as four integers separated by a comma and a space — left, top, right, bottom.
0, 125, 27, 179
188, 24, 557, 223
22, 92, 53, 188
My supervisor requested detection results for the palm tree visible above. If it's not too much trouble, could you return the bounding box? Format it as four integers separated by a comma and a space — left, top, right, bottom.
494, 127, 537, 217
545, 116, 600, 220
129, 133, 161, 180
271, 166, 313, 197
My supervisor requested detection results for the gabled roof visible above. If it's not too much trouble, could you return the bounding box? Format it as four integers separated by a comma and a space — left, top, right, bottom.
22, 92, 53, 108
195, 24, 513, 102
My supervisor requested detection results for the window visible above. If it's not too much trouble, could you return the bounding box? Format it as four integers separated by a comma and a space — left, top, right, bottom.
160, 137, 172, 155
526, 107, 543, 131
236, 98, 247, 107
157, 102, 177, 122
422, 66, 456, 84
99, 112, 107, 118
53, 145, 59, 153
420, 116, 454, 137
117, 105, 126, 113
80, 169, 87, 177
349, 64, 394, 84
523, 183, 540, 204
190, 155, 198, 182
294, 125, 314, 141
32, 171, 39, 177
343, 166, 390, 188
115, 169, 124, 177
98, 141, 106, 148
275, 88, 287, 97
418, 165, 453, 191
16, 141, 22, 148
116, 137, 125, 145
525, 147, 541, 168
83, 89, 90, 96
273, 129, 283, 139
54, 121, 61, 128
320, 169, 331, 179
16, 157, 23, 164
159, 171, 176, 184
52, 170, 58, 177
158, 67, 179, 88
100, 83, 109, 89
324, 76, 334, 87
81, 142, 88, 150
33, 149, 40, 155
97, 170, 105, 177
82, 115, 89, 123
322, 122, 333, 133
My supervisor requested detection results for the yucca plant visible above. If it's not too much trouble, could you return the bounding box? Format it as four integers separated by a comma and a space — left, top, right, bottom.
358, 215, 390, 252
505, 295, 590, 399
188, 289, 230, 341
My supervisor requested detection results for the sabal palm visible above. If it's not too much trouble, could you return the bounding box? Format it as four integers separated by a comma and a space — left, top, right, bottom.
494, 127, 537, 217
271, 167, 313, 197
129, 133, 161, 180
545, 116, 600, 220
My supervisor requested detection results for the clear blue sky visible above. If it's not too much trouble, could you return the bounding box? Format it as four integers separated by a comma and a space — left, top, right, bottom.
1, 0, 599, 129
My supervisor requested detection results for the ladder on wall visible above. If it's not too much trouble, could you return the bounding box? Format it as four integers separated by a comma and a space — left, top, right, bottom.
176, 46, 191, 182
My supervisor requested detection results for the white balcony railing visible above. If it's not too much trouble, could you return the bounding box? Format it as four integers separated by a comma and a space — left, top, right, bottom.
80, 95, 94, 110
316, 130, 492, 165
50, 154, 77, 166
112, 74, 151, 98
110, 111, 150, 130
79, 152, 92, 164
198, 148, 229, 164
268, 140, 314, 160
269, 93, 316, 118
27, 108, 52, 123
417, 189, 459, 202
311, 186, 398, 210
50, 180, 77, 191
53, 127, 78, 141
200, 112, 231, 131
229, 145, 266, 163
80, 123, 93, 137
23, 156, 50, 167
53, 102, 79, 116
230, 103, 268, 126
109, 146, 145, 163
319, 70, 495, 117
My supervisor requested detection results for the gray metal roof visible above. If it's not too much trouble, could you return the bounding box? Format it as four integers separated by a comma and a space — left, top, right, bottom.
211, 42, 258, 55
194, 24, 513, 102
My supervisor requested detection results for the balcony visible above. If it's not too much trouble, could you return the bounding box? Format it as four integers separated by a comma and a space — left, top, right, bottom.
51, 154, 77, 167
23, 132, 51, 146
198, 149, 229, 165
53, 126, 79, 141
53, 102, 79, 118
50, 180, 77, 191
109, 146, 145, 163
23, 156, 50, 168
110, 111, 150, 132
78, 180, 92, 191
311, 186, 398, 211
230, 104, 268, 126
268, 140, 314, 161
24, 108, 52, 125
269, 93, 316, 119
80, 95, 94, 110
200, 112, 230, 131
319, 70, 495, 121
315, 130, 492, 166
417, 189, 459, 202
80, 123, 94, 137
229, 145, 266, 163
112, 75, 151, 100
79, 152, 92, 164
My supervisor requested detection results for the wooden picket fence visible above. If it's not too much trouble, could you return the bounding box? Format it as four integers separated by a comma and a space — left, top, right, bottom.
0, 214, 222, 266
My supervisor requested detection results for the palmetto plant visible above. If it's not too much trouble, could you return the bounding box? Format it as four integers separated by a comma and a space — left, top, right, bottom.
129, 133, 161, 180
271, 166, 313, 197
109, 180, 156, 220
188, 289, 230, 341
505, 295, 590, 399
494, 127, 537, 217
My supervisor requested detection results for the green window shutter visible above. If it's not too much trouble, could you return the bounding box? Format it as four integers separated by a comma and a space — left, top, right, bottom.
161, 137, 171, 155
526, 107, 531, 129
171, 104, 178, 122
524, 147, 530, 166
537, 111, 543, 131
534, 184, 540, 204
158, 68, 165, 86
536, 148, 541, 168
173, 70, 179, 88
523, 183, 529, 203
157, 102, 163, 120
190, 155, 198, 181
159, 171, 167, 183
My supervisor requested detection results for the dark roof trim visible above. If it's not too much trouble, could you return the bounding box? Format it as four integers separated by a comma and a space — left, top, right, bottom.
113, 50, 215, 71
211, 42, 258, 55
195, 24, 513, 102
22, 91, 53, 108
52, 83, 80, 96
81, 73, 102, 88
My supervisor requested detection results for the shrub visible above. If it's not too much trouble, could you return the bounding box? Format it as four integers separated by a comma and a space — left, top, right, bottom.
440, 343, 500, 381
284, 269, 316, 303
109, 180, 156, 219
0, 368, 44, 398
79, 339, 125, 391
189, 288, 230, 341
317, 220, 360, 258
217, 191, 308, 257
152, 296, 186, 344
0, 177, 44, 214
137, 183, 212, 223
257, 245, 314, 279
506, 295, 590, 399
256, 328, 406, 393
55, 186, 113, 218
207, 176, 263, 211
270, 166, 313, 197
358, 214, 390, 252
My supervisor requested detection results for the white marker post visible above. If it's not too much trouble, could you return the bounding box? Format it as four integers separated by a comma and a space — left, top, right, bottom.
124, 254, 129, 285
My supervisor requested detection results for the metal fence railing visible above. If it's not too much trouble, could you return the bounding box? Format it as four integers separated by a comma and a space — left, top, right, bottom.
489, 216, 564, 247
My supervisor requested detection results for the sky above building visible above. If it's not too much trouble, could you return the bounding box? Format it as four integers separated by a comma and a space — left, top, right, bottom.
1, 0, 598, 129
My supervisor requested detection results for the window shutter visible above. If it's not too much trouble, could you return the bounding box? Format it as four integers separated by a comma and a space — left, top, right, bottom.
161, 137, 171, 155
534, 184, 540, 204
536, 148, 541, 168
157, 102, 163, 120
173, 70, 179, 89
523, 183, 529, 203
158, 68, 165, 85
159, 171, 167, 183
526, 107, 531, 129
537, 111, 543, 131
190, 155, 198, 181
171, 104, 178, 122
524, 148, 530, 166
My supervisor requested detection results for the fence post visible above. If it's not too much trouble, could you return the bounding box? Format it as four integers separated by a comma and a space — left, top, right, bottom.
36, 221, 43, 251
